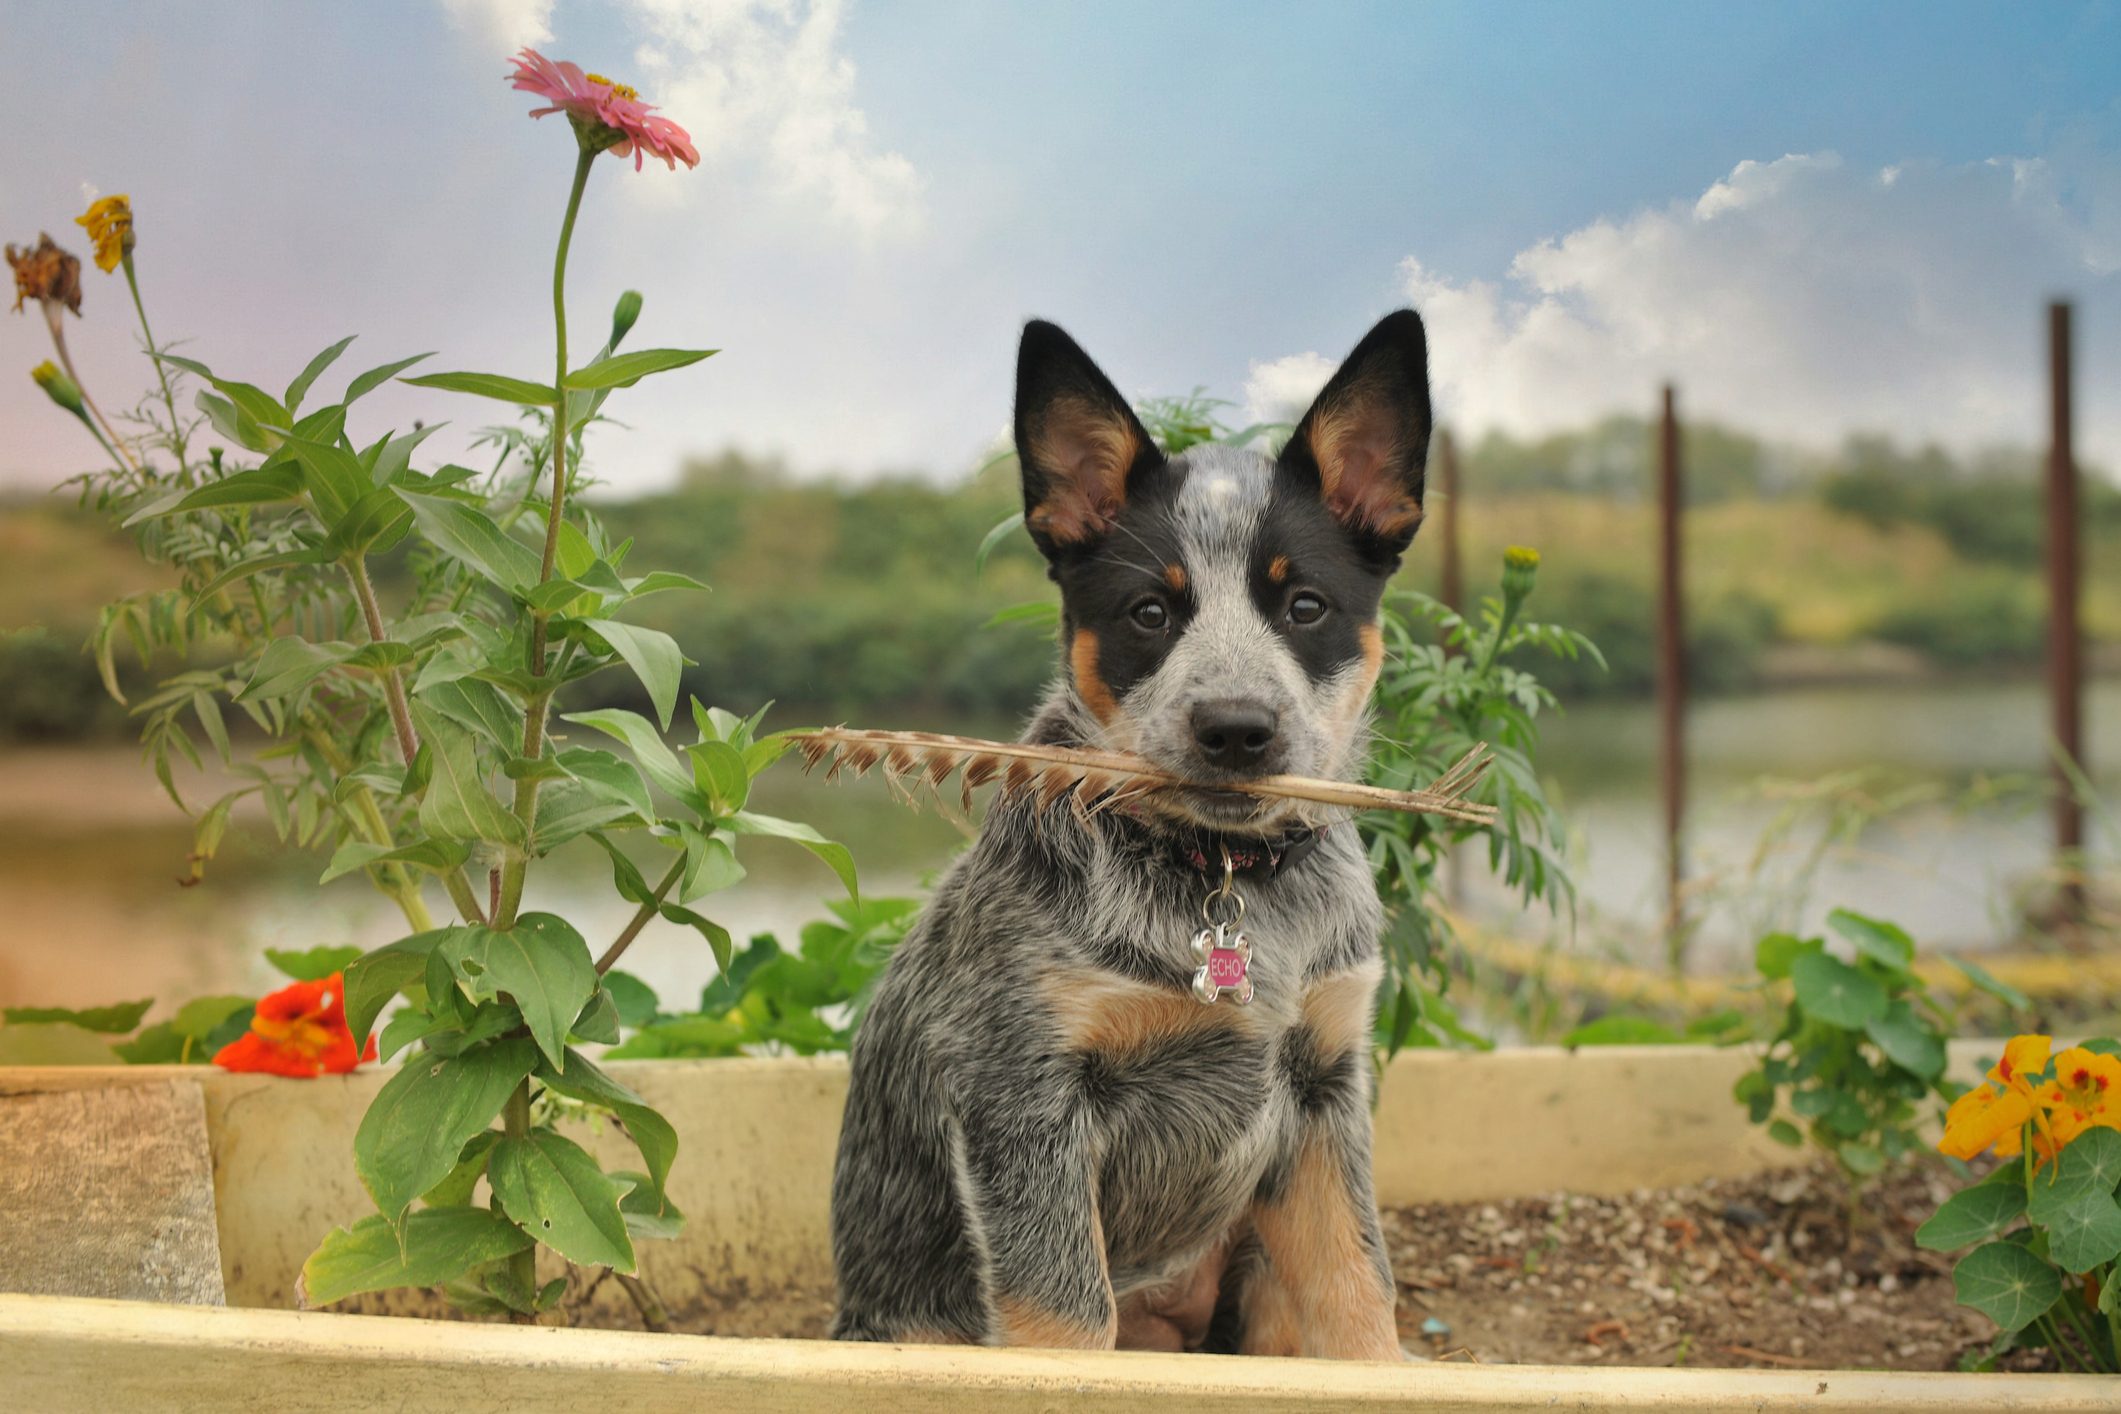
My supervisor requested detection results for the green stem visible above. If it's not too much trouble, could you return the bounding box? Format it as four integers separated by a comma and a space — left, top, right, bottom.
2055, 1285, 2108, 1369
496, 148, 596, 928
595, 856, 685, 974
123, 252, 189, 473
304, 726, 433, 932
500, 1080, 536, 1324
346, 557, 421, 767
44, 309, 136, 471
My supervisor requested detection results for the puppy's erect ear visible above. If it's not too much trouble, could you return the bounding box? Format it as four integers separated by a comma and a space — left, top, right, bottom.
1014, 320, 1164, 555
1278, 309, 1432, 553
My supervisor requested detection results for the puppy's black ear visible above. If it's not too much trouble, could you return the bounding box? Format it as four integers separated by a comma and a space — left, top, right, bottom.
1278, 309, 1431, 553
1014, 320, 1164, 556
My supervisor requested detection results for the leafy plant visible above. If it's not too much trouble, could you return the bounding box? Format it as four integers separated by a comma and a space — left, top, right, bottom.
1920, 1034, 2121, 1372
28, 51, 855, 1323
1732, 909, 2022, 1181
1366, 545, 1602, 1052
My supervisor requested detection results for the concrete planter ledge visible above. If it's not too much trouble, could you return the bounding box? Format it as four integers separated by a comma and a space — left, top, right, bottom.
4, 1042, 2113, 1410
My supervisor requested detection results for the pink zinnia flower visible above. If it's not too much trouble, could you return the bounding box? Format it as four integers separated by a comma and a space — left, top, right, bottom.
507, 48, 699, 172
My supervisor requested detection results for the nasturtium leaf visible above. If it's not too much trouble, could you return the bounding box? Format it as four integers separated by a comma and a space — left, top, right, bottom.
1559, 1015, 1681, 1047
722, 810, 858, 902
421, 1131, 501, 1209
1753, 932, 1820, 981
441, 914, 597, 1071
1767, 1119, 1804, 1147
400, 369, 559, 406
344, 929, 461, 1043
284, 335, 356, 414
264, 946, 365, 983
534, 1049, 678, 1203
582, 619, 686, 730
319, 837, 470, 886
354, 1036, 537, 1226
1953, 1240, 2064, 1332
1790, 952, 1886, 1029
413, 706, 526, 852
2028, 1129, 2121, 1222
1838, 1142, 1885, 1176
602, 971, 660, 1029
2029, 1187, 2121, 1273
1828, 908, 1916, 976
687, 740, 750, 815
1863, 999, 1947, 1080
301, 1207, 530, 1308
489, 1129, 636, 1271
395, 489, 542, 592
1918, 1167, 2030, 1251
343, 352, 433, 405
2, 999, 153, 1033
560, 347, 716, 390
561, 708, 697, 803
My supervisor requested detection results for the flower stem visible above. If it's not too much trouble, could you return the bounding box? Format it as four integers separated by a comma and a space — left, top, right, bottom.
501, 1079, 536, 1324
43, 309, 137, 471
497, 146, 596, 929
595, 856, 685, 974
123, 252, 189, 474
347, 557, 421, 766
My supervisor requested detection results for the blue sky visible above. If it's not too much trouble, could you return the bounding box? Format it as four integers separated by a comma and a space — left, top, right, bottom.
4, 0, 2117, 490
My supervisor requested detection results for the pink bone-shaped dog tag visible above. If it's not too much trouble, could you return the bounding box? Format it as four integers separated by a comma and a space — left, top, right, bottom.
1191, 924, 1255, 1005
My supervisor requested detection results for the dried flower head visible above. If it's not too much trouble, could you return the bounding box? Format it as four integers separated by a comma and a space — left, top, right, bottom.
6, 233, 82, 315
506, 48, 699, 171
75, 195, 134, 273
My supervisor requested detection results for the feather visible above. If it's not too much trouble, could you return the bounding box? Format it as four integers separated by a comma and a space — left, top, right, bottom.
783, 727, 1499, 827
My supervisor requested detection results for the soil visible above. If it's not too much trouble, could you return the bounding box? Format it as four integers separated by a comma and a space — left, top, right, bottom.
635, 1160, 2026, 1372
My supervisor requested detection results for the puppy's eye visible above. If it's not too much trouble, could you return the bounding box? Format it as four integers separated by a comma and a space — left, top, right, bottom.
1130, 599, 1169, 631
1289, 592, 1328, 625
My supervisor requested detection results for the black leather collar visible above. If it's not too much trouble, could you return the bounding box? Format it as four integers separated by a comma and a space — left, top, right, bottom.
1168, 822, 1327, 879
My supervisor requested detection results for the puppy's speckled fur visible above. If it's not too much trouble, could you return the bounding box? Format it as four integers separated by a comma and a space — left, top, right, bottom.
831, 311, 1433, 1358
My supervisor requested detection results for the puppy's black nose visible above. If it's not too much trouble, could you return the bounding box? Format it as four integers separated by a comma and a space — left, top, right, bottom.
1190, 699, 1280, 771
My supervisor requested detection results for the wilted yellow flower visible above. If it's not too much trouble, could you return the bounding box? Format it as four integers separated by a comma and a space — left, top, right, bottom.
6, 234, 82, 315
75, 195, 134, 273
30, 360, 86, 416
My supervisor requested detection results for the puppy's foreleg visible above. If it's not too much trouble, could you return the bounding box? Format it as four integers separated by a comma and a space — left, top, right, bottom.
957, 1089, 1117, 1349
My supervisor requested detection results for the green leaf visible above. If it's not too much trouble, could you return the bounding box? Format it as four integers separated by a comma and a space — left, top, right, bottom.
661, 904, 734, 971
1767, 1118, 1804, 1147
0, 1023, 122, 1065
344, 352, 433, 404
169, 995, 254, 1043
1828, 908, 1916, 976
572, 988, 620, 1044
238, 637, 351, 701
1791, 952, 1887, 1029
301, 1207, 530, 1307
1952, 956, 2033, 1014
534, 1049, 678, 1203
193, 390, 267, 452
623, 570, 710, 600
285, 335, 356, 413
441, 914, 596, 1071
320, 837, 472, 885
413, 705, 526, 852
617, 1171, 685, 1241
678, 824, 745, 904
400, 370, 558, 406
424, 677, 523, 750
2033, 1191, 2121, 1274
1559, 1015, 1680, 1047
532, 781, 640, 853
123, 463, 304, 525
1953, 1240, 2064, 1332
488, 1129, 636, 1271
265, 946, 365, 982
422, 1131, 501, 1209
1838, 1142, 1885, 1176
281, 436, 369, 525
974, 511, 1026, 574
321, 486, 416, 556
344, 929, 457, 1043
687, 740, 750, 815
984, 600, 1060, 631
1863, 999, 1947, 1080
602, 971, 660, 1029
2, 999, 153, 1033
561, 708, 695, 802
561, 347, 716, 391
192, 546, 333, 603
556, 748, 656, 824
583, 619, 686, 730
354, 1037, 537, 1226
1918, 1168, 2030, 1251
1754, 932, 1821, 981
396, 489, 542, 592
722, 810, 858, 901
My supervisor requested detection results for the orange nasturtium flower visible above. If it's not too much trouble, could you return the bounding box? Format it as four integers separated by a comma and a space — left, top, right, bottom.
1940, 1081, 2036, 1162
1938, 1034, 2079, 1164
2039, 1046, 2121, 1148
74, 194, 134, 273
213, 972, 376, 1078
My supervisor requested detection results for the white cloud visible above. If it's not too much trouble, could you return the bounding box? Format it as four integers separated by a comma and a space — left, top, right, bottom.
619, 0, 922, 237
1344, 151, 2121, 464
1241, 351, 1334, 426
441, 0, 555, 48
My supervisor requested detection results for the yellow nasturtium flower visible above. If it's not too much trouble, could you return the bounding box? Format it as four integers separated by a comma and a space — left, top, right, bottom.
74, 194, 134, 273
2040, 1046, 2121, 1149
1940, 1081, 2035, 1162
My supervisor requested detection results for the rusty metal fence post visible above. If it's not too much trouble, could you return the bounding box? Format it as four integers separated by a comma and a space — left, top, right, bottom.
2047, 301, 2084, 918
1657, 386, 1687, 955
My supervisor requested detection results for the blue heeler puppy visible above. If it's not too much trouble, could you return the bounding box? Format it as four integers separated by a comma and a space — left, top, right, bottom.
830, 310, 1433, 1358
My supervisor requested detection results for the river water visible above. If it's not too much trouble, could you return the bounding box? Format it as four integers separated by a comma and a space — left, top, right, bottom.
1, 676, 2112, 1017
